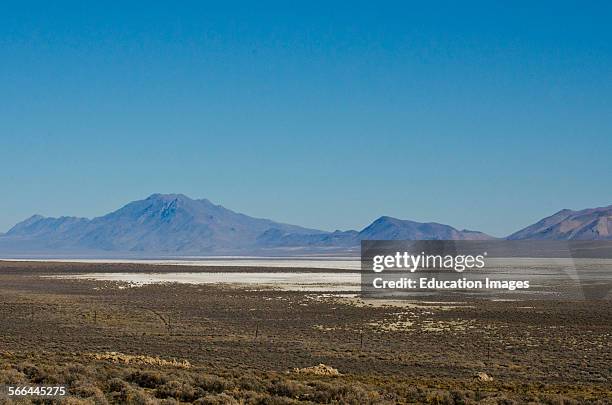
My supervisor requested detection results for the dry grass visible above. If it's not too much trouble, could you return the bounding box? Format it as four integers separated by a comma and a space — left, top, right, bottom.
89, 352, 191, 369
293, 364, 340, 377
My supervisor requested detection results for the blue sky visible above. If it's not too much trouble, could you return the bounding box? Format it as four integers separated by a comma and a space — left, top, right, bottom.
1, 1, 611, 237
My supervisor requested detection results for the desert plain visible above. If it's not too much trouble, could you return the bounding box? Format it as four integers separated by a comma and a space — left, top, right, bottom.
0, 260, 609, 404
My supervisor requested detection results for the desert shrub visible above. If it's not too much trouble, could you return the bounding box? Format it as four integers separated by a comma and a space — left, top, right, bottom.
159, 399, 180, 405
308, 381, 380, 404
478, 398, 512, 405
194, 374, 232, 393
448, 389, 471, 405
496, 399, 518, 405
105, 366, 125, 381
254, 396, 299, 405
129, 370, 168, 388
394, 385, 426, 402
237, 389, 270, 404
194, 393, 240, 405
0, 368, 27, 384
335, 384, 380, 405
538, 394, 579, 405
267, 379, 309, 398
67, 364, 98, 384
238, 374, 266, 391
155, 380, 201, 402
116, 385, 158, 405
18, 363, 50, 383
58, 397, 94, 405
66, 363, 88, 375
308, 381, 336, 403
425, 390, 455, 405
60, 372, 82, 385
108, 377, 130, 393
71, 382, 108, 404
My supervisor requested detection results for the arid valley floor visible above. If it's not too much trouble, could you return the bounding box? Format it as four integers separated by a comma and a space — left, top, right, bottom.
0, 261, 610, 404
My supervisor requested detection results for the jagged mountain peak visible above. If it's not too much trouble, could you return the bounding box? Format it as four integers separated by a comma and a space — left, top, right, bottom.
147, 192, 186, 200
18, 214, 46, 225
145, 193, 198, 204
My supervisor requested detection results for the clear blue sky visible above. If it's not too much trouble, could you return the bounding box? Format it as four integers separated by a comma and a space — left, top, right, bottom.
1, 1, 611, 237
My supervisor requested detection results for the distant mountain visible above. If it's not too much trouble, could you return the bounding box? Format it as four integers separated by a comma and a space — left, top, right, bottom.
0, 193, 496, 255
195, 215, 495, 249
507, 205, 612, 240
2, 194, 324, 254
8, 215, 89, 241
5, 194, 611, 256
255, 228, 359, 248
358, 216, 494, 241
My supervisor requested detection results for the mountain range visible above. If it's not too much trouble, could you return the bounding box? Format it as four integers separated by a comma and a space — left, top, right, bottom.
507, 205, 612, 240
1, 193, 610, 256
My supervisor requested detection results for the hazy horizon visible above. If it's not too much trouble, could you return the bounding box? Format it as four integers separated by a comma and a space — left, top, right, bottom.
3, 192, 612, 239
